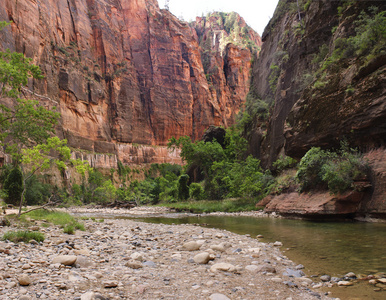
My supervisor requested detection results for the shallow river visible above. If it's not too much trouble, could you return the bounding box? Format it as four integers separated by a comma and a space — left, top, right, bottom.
129, 214, 386, 300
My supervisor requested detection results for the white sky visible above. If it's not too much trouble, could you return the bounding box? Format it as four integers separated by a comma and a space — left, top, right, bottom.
164, 0, 280, 35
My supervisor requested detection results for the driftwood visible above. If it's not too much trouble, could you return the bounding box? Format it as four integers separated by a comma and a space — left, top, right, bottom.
19, 195, 60, 216
102, 201, 137, 209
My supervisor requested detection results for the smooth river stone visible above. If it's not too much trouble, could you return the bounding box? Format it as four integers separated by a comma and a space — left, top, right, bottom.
193, 252, 211, 264
209, 293, 231, 300
182, 241, 201, 251
210, 263, 236, 273
52, 255, 77, 266
18, 274, 32, 286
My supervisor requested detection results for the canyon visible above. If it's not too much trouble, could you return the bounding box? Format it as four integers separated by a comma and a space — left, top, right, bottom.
0, 0, 260, 166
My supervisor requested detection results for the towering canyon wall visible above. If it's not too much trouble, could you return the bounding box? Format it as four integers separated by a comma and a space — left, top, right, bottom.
248, 0, 385, 166
0, 0, 260, 166
248, 0, 386, 217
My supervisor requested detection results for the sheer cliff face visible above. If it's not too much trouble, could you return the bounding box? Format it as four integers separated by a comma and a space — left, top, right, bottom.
249, 0, 386, 167
0, 0, 260, 163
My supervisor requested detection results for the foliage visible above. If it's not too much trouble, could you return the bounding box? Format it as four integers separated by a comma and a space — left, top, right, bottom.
296, 144, 369, 194
3, 166, 23, 205
189, 183, 205, 200
237, 92, 271, 133
24, 174, 52, 205
168, 129, 272, 202
269, 64, 280, 93
25, 209, 84, 232
316, 6, 385, 78
21, 137, 71, 173
93, 180, 117, 204
272, 155, 298, 173
63, 225, 75, 234
2, 230, 45, 243
177, 174, 189, 200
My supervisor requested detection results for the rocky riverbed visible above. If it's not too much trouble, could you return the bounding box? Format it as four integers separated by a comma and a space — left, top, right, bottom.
1, 208, 334, 300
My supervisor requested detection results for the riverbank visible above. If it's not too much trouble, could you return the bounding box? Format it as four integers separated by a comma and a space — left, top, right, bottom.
0, 207, 331, 300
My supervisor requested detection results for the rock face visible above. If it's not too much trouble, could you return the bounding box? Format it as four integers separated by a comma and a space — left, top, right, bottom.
248, 0, 385, 167
263, 191, 366, 218
0, 0, 260, 164
247, 0, 385, 217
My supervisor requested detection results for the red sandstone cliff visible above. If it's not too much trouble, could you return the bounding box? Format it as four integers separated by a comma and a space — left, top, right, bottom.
0, 0, 260, 165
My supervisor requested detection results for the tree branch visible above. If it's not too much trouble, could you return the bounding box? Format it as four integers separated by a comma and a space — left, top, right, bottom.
19, 195, 59, 216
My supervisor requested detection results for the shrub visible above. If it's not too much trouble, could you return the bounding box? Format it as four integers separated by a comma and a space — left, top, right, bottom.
177, 174, 189, 200
296, 147, 335, 191
3, 166, 23, 206
273, 156, 298, 173
24, 175, 52, 205
296, 145, 369, 194
2, 230, 44, 243
63, 225, 74, 234
189, 183, 205, 200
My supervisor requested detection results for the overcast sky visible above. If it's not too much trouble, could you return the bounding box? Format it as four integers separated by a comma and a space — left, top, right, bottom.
164, 0, 280, 35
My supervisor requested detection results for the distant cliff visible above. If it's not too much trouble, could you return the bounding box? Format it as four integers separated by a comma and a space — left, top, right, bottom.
0, 0, 260, 165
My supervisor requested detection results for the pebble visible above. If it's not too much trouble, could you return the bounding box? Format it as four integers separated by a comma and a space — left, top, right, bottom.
210, 262, 236, 273
52, 255, 77, 266
320, 275, 331, 282
209, 293, 231, 300
283, 268, 305, 278
193, 252, 211, 264
245, 265, 259, 272
0, 207, 332, 300
338, 280, 353, 286
18, 274, 32, 286
103, 280, 118, 288
273, 241, 283, 247
125, 261, 143, 269
182, 241, 201, 251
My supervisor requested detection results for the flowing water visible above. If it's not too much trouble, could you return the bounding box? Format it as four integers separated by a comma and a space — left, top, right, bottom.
128, 214, 386, 300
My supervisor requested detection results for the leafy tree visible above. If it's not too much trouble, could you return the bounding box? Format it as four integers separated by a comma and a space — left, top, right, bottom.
19, 137, 72, 214
93, 180, 117, 204
177, 174, 189, 200
3, 166, 23, 206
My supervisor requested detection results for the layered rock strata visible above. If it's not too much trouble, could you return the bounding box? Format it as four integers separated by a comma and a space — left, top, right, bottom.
0, 0, 260, 165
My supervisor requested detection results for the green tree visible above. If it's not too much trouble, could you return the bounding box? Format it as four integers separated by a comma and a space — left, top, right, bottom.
177, 174, 190, 200
3, 166, 23, 206
19, 137, 72, 214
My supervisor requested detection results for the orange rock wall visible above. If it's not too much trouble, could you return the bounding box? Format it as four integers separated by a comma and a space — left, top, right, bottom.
0, 0, 261, 165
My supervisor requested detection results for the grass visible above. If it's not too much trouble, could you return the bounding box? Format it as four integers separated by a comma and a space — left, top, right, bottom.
25, 209, 85, 233
2, 230, 45, 243
159, 199, 264, 214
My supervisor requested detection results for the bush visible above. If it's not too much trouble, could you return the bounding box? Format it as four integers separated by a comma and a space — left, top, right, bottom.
24, 175, 52, 205
296, 147, 333, 191
63, 225, 74, 234
272, 156, 298, 173
189, 183, 205, 200
3, 166, 23, 205
296, 145, 369, 194
177, 174, 189, 200
2, 230, 44, 243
